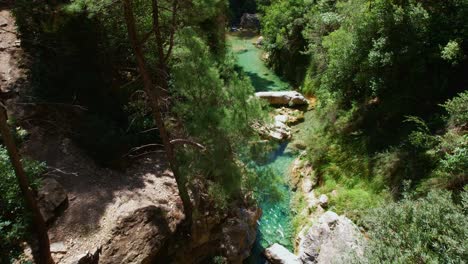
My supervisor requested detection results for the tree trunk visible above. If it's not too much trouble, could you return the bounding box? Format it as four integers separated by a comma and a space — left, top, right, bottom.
122, 0, 192, 224
0, 106, 54, 264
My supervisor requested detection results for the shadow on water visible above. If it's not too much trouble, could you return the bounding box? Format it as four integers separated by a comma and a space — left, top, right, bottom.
245, 71, 278, 92
232, 30, 260, 39
227, 32, 290, 92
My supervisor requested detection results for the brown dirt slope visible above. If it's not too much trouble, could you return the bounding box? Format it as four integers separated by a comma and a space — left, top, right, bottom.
1, 7, 183, 263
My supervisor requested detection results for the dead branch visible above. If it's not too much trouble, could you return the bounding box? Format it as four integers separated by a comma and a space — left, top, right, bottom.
15, 102, 88, 111
170, 138, 206, 151
138, 127, 159, 134
128, 150, 165, 159
123, 143, 164, 157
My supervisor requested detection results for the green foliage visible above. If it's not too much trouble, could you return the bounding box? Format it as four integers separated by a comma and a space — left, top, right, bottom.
0, 147, 46, 262
442, 90, 468, 128
362, 189, 468, 263
171, 28, 266, 200
411, 91, 468, 191
262, 0, 468, 224
259, 0, 310, 84
441, 40, 464, 65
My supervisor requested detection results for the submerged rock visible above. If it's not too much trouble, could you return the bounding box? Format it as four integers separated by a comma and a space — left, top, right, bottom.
264, 243, 300, 264
37, 178, 68, 223
298, 211, 364, 264
255, 91, 308, 106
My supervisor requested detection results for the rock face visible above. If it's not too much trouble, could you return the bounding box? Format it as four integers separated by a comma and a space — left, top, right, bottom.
37, 178, 68, 223
255, 91, 308, 106
298, 211, 364, 264
240, 13, 260, 30
100, 206, 171, 264
177, 205, 261, 263
71, 247, 101, 264
221, 207, 262, 262
264, 243, 300, 264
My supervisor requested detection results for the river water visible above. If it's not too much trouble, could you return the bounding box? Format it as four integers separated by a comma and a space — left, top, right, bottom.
227, 31, 297, 263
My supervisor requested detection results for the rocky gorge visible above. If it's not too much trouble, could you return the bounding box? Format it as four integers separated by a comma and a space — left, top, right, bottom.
228, 27, 365, 264
3, 4, 364, 263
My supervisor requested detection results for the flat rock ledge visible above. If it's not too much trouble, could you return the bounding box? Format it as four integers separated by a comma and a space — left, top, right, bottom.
255, 91, 308, 106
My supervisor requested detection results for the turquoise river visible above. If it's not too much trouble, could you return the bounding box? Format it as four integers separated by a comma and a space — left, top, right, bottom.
227, 31, 297, 263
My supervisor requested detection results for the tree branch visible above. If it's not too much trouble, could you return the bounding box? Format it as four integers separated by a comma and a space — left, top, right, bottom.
170, 138, 206, 151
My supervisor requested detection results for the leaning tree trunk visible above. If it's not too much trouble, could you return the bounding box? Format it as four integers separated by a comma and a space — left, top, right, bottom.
122, 0, 193, 224
0, 106, 54, 264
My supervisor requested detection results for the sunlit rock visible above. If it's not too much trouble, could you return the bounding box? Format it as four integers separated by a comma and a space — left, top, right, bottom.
256, 36, 264, 46
298, 211, 364, 263
255, 91, 309, 106
264, 243, 300, 264
318, 194, 329, 207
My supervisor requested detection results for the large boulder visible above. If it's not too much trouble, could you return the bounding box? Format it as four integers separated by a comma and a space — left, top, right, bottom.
239, 13, 260, 30
37, 178, 68, 223
255, 91, 308, 106
298, 211, 364, 264
264, 243, 300, 264
100, 206, 171, 264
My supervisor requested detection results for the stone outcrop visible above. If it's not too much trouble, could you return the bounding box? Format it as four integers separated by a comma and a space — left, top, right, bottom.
37, 178, 68, 223
221, 207, 262, 262
263, 212, 364, 264
275, 107, 305, 125
264, 243, 300, 264
256, 36, 264, 46
254, 116, 291, 141
240, 13, 260, 30
100, 206, 171, 264
318, 194, 328, 207
185, 205, 261, 263
70, 247, 101, 264
255, 91, 308, 106
298, 211, 364, 263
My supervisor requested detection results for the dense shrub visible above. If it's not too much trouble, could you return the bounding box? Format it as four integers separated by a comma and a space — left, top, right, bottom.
362, 188, 468, 263
0, 147, 45, 262
259, 0, 468, 220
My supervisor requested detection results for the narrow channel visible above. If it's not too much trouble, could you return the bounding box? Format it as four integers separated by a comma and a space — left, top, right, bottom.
227, 31, 298, 263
